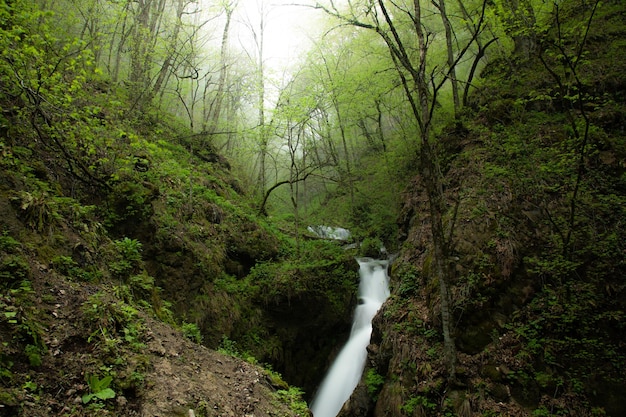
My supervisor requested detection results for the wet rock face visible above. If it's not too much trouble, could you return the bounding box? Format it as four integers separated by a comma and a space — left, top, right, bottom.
337, 382, 372, 417
257, 288, 357, 401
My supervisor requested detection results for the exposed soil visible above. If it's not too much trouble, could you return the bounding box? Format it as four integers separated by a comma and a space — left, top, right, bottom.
0, 255, 302, 417
140, 316, 293, 417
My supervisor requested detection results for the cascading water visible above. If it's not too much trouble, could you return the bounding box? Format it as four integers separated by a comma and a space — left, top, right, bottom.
310, 258, 390, 417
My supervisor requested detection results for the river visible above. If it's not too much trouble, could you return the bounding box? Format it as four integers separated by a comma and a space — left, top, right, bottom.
309, 258, 390, 417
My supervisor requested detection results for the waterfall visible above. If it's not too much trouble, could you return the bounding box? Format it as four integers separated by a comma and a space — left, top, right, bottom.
310, 258, 390, 417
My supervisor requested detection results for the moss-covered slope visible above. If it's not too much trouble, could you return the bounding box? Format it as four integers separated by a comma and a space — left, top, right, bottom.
353, 2, 626, 416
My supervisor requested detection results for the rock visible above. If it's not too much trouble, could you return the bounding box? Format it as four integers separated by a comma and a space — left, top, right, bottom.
337, 381, 372, 417
481, 364, 502, 382
490, 384, 510, 402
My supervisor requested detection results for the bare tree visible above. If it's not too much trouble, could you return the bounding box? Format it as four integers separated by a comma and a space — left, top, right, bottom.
315, 0, 490, 380
433, 0, 460, 118
203, 0, 237, 136
239, 0, 271, 200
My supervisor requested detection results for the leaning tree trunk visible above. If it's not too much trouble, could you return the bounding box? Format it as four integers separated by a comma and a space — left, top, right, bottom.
420, 140, 456, 380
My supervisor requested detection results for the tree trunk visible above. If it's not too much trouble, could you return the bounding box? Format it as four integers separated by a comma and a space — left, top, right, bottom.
420, 141, 456, 379
502, 0, 537, 58
435, 0, 460, 118
146, 0, 187, 106
203, 3, 234, 135
384, 0, 458, 379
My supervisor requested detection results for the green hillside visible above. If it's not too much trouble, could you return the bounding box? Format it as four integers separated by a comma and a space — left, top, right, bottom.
0, 0, 624, 416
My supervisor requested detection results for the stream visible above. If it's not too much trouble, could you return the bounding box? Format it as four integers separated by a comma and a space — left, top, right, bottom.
309, 258, 390, 417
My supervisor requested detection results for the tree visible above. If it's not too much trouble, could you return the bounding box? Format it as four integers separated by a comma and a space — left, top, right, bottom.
537, 0, 600, 260
315, 0, 490, 380
257, 77, 333, 220
434, 0, 461, 117
238, 0, 271, 200
202, 0, 236, 136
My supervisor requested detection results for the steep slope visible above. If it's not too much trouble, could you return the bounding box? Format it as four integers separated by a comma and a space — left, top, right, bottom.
345, 2, 626, 416
0, 1, 359, 413
0, 98, 315, 414
0, 250, 302, 416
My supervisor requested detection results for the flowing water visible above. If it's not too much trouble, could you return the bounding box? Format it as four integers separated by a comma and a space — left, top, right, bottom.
309, 258, 390, 417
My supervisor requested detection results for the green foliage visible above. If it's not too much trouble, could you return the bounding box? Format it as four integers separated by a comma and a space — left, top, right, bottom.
217, 335, 240, 357
273, 386, 309, 416
24, 344, 42, 367
0, 254, 29, 285
82, 374, 116, 404
246, 239, 357, 316
265, 366, 289, 390
14, 190, 61, 232
0, 1, 621, 416
0, 232, 20, 252
51, 255, 97, 281
402, 394, 437, 415
395, 264, 420, 296
365, 368, 385, 400
110, 238, 143, 278
83, 291, 146, 354
103, 182, 157, 229
182, 322, 203, 344
360, 237, 382, 258
1, 281, 47, 355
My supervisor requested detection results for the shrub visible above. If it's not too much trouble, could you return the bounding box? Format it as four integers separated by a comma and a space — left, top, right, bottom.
273, 386, 308, 415
365, 368, 385, 400
182, 322, 203, 344
360, 237, 383, 258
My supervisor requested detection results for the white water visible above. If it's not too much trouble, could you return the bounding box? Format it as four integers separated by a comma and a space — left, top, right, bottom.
307, 225, 352, 241
310, 258, 390, 417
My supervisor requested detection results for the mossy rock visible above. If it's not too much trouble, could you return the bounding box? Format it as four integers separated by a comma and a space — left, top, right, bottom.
0, 388, 19, 406
360, 237, 383, 258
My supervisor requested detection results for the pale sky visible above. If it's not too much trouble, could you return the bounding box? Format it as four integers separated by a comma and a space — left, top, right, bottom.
235, 0, 320, 71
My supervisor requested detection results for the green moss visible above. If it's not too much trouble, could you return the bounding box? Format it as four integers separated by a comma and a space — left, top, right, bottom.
0, 389, 18, 406
0, 254, 30, 285
365, 368, 385, 400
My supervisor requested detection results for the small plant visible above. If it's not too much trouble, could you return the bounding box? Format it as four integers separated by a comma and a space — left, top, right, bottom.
397, 265, 420, 296
82, 374, 116, 404
217, 335, 239, 357
22, 380, 37, 392
123, 321, 147, 352
115, 238, 143, 263
129, 272, 155, 292
182, 322, 203, 344
365, 368, 385, 401
110, 237, 143, 278
402, 395, 437, 415
532, 406, 551, 417
15, 190, 60, 232
24, 344, 42, 367
423, 327, 439, 340
0, 255, 30, 285
273, 386, 309, 415
51, 255, 94, 281
0, 232, 20, 252
265, 366, 289, 390
426, 346, 438, 359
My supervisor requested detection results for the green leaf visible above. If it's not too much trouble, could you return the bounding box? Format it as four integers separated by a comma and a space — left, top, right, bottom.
95, 388, 116, 400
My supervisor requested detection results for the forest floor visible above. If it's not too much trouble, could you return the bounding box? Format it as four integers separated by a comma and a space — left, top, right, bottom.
1, 251, 298, 417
